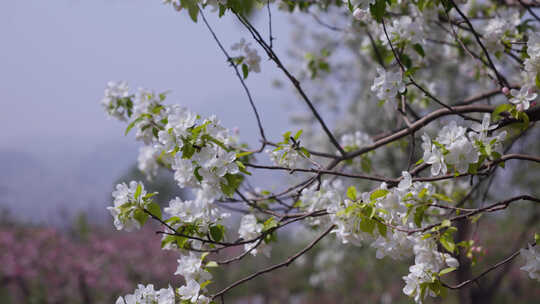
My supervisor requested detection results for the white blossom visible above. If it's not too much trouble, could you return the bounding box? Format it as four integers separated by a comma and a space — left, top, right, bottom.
231, 38, 261, 73
107, 181, 147, 232
520, 244, 540, 281
138, 146, 160, 180
101, 81, 130, 121
116, 284, 175, 304
509, 86, 537, 111
445, 137, 478, 174
371, 68, 406, 101
238, 214, 270, 256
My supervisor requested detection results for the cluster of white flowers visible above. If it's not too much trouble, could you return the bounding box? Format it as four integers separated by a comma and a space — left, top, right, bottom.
482, 8, 520, 53
402, 237, 459, 303
174, 253, 212, 303
165, 189, 228, 234
524, 32, 540, 83
371, 68, 406, 101
509, 86, 538, 112
421, 116, 506, 175
101, 81, 130, 121
520, 244, 540, 281
385, 16, 424, 45
352, 7, 371, 23
238, 214, 271, 256
266, 144, 303, 168
138, 146, 160, 180
300, 171, 460, 303
107, 181, 148, 232
102, 82, 241, 202
103, 82, 249, 303
115, 284, 175, 304
231, 38, 262, 73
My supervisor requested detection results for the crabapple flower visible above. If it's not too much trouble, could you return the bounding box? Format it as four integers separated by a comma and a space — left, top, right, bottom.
421, 133, 447, 176
138, 146, 160, 180
101, 81, 130, 121
385, 16, 424, 45
178, 279, 201, 303
107, 181, 148, 232
371, 68, 406, 101
445, 137, 478, 174
231, 38, 261, 73
116, 284, 174, 304
520, 244, 540, 281
352, 8, 370, 23
436, 121, 466, 146
238, 214, 271, 256
164, 192, 223, 229
509, 86, 537, 111
470, 114, 497, 141
266, 145, 303, 168
175, 252, 211, 281
482, 8, 520, 53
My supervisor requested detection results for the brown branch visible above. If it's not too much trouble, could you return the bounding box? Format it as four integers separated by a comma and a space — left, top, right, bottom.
443, 242, 537, 289
450, 0, 510, 88
198, 7, 267, 152
233, 12, 346, 156
211, 224, 335, 299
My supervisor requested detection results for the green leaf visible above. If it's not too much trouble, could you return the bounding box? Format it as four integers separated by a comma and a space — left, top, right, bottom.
242, 63, 249, 79
412, 43, 425, 57
418, 188, 428, 199
293, 129, 303, 140
199, 280, 212, 290
134, 184, 142, 200
194, 166, 203, 182
165, 216, 181, 225
146, 202, 162, 220
181, 0, 199, 22
360, 218, 376, 234
441, 219, 451, 227
263, 217, 279, 231
125, 116, 145, 136
536, 72, 540, 89
439, 267, 457, 276
492, 103, 512, 121
347, 186, 358, 201
220, 174, 244, 197
236, 151, 254, 158
377, 221, 387, 237
369, 0, 386, 23
440, 233, 456, 253
414, 206, 426, 228
236, 161, 252, 176
143, 192, 157, 200
535, 233, 539, 243
133, 208, 148, 226
209, 225, 225, 242
399, 53, 412, 69
370, 189, 389, 200
440, 0, 453, 12
415, 158, 424, 165
432, 193, 454, 203
206, 261, 219, 268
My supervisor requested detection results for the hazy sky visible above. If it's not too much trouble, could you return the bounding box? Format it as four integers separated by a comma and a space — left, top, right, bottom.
0, 0, 300, 224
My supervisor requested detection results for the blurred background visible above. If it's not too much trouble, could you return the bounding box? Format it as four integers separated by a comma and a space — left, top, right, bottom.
1, 1, 539, 303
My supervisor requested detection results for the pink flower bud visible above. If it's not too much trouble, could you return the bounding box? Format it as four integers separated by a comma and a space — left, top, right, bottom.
501, 87, 510, 95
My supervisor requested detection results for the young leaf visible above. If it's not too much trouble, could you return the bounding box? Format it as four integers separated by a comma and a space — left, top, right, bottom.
146, 202, 162, 220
